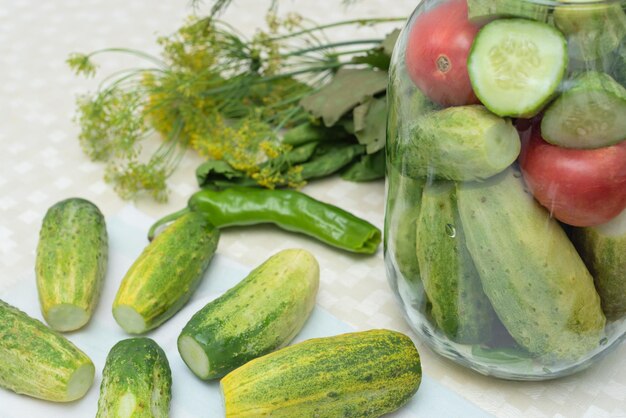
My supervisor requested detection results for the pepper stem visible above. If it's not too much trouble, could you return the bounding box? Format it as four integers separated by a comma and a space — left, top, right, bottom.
147, 207, 191, 241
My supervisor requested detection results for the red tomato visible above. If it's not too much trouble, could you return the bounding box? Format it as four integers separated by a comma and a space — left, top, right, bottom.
405, 0, 481, 106
519, 126, 626, 227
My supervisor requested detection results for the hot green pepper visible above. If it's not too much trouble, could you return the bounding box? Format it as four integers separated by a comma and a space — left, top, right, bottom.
148, 188, 381, 255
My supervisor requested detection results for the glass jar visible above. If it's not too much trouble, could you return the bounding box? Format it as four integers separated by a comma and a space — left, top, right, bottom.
385, 0, 626, 380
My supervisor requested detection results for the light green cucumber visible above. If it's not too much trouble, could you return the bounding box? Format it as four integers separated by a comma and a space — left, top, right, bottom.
457, 168, 606, 360
178, 249, 319, 380
97, 338, 171, 418
468, 19, 568, 118
113, 211, 219, 334
406, 105, 520, 181
36, 197, 108, 332
570, 209, 626, 320
416, 181, 497, 344
221, 329, 421, 418
0, 299, 94, 402
541, 71, 626, 148
467, 0, 549, 23
554, 1, 626, 61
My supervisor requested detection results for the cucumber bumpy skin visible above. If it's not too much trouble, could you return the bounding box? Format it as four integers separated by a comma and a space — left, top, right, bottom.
541, 71, 626, 149
570, 209, 626, 320
97, 338, 171, 418
0, 299, 95, 402
113, 211, 219, 334
468, 19, 568, 118
467, 0, 550, 23
416, 181, 497, 344
36, 197, 108, 332
405, 105, 520, 181
457, 168, 606, 360
221, 329, 422, 418
178, 249, 319, 380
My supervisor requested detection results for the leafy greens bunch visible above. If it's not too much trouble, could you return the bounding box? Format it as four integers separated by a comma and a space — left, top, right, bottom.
68, 9, 401, 202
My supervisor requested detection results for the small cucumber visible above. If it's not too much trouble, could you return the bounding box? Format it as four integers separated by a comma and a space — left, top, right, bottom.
221, 329, 421, 418
113, 211, 219, 334
385, 165, 424, 283
0, 299, 94, 402
570, 209, 626, 320
178, 249, 319, 380
468, 19, 568, 118
416, 181, 497, 343
467, 0, 549, 23
457, 168, 606, 360
554, 1, 626, 61
36, 198, 108, 331
97, 338, 171, 418
406, 105, 520, 181
541, 71, 626, 149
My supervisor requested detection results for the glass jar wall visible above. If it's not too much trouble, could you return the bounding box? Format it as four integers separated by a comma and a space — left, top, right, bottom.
385, 0, 626, 380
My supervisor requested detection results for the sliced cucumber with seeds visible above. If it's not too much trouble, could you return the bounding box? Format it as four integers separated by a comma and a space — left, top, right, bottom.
542, 71, 626, 149
468, 19, 568, 118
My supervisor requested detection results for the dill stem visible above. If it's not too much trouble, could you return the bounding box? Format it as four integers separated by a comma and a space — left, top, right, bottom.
282, 39, 383, 58
268, 17, 405, 42
86, 48, 167, 68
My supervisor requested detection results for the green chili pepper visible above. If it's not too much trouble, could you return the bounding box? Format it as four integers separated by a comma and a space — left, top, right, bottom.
148, 187, 381, 254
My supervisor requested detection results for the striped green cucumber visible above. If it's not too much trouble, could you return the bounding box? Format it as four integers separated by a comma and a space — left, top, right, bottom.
468, 19, 568, 118
457, 168, 606, 360
406, 105, 520, 181
467, 0, 549, 23
570, 209, 626, 320
97, 338, 171, 418
221, 329, 421, 418
0, 299, 94, 402
113, 211, 219, 334
541, 72, 626, 149
416, 181, 497, 343
554, 1, 626, 61
385, 165, 424, 283
178, 249, 319, 380
36, 197, 108, 331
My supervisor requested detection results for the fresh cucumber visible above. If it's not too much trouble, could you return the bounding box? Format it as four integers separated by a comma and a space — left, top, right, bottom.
554, 1, 626, 61
405, 105, 520, 181
612, 40, 626, 87
416, 181, 497, 343
468, 19, 568, 118
467, 0, 549, 23
178, 249, 319, 380
221, 329, 421, 418
570, 209, 626, 320
0, 299, 94, 402
97, 338, 171, 418
541, 71, 626, 149
385, 165, 424, 284
457, 168, 606, 360
36, 198, 108, 332
113, 211, 219, 334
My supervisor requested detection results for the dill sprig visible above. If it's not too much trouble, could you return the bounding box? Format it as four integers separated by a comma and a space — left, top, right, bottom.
68, 11, 402, 201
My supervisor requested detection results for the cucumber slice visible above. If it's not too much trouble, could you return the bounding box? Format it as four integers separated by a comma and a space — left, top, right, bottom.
541, 71, 626, 149
468, 19, 568, 118
554, 1, 626, 61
